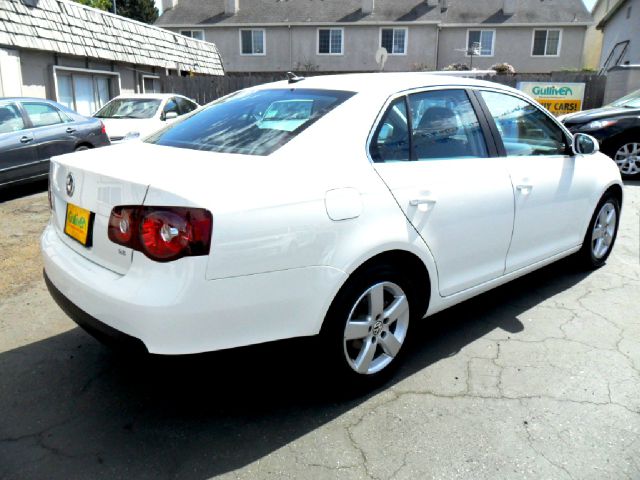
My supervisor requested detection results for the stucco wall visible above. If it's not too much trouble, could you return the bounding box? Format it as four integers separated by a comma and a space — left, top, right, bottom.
437, 26, 587, 73
183, 25, 439, 72
600, 0, 640, 68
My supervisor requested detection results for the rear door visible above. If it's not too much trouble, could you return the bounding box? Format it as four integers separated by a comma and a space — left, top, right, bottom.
372, 88, 515, 297
476, 89, 595, 273
22, 101, 78, 161
0, 101, 38, 186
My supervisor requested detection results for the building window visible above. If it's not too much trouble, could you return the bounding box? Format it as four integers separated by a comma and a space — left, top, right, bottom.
142, 75, 161, 94
54, 68, 116, 116
180, 30, 204, 41
381, 28, 407, 55
532, 29, 561, 56
467, 30, 495, 56
240, 29, 265, 55
318, 28, 343, 55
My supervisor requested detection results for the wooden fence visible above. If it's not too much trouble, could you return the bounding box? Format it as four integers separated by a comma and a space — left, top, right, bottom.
160, 71, 607, 110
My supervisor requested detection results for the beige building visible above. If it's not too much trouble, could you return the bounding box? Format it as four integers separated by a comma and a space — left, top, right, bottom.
156, 0, 593, 74
0, 0, 223, 115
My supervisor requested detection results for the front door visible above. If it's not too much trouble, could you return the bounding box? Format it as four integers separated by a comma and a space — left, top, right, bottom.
0, 101, 38, 186
372, 89, 515, 297
478, 90, 595, 273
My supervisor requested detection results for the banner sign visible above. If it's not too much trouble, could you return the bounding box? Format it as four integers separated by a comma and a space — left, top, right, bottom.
517, 82, 586, 116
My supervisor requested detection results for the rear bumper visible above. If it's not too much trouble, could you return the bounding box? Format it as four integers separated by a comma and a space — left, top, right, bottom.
41, 224, 347, 354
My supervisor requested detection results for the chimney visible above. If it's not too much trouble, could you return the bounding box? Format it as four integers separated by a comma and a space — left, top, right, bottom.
503, 0, 516, 15
362, 0, 374, 14
225, 0, 239, 15
162, 0, 178, 11
426, 0, 438, 6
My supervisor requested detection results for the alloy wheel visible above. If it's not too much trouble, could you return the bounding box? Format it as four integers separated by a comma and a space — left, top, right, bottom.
614, 143, 640, 175
343, 281, 410, 375
591, 201, 617, 260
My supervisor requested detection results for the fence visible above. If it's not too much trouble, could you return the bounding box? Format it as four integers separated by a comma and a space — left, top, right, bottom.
160, 71, 607, 110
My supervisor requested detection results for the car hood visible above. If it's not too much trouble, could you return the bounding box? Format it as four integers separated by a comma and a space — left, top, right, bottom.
99, 118, 163, 139
561, 106, 640, 125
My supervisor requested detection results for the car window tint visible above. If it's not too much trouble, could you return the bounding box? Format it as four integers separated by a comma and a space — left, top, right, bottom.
176, 97, 197, 115
409, 90, 488, 160
23, 102, 66, 128
146, 88, 355, 156
164, 98, 178, 114
480, 91, 568, 156
370, 97, 410, 163
0, 103, 25, 134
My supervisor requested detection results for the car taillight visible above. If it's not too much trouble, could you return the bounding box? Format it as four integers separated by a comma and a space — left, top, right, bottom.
100, 121, 106, 135
108, 206, 213, 262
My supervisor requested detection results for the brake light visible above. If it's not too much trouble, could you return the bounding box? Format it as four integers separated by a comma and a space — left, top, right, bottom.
100, 121, 106, 136
108, 206, 212, 262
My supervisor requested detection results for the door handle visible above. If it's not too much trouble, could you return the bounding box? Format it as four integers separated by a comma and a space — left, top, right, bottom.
20, 135, 33, 144
66, 127, 76, 133
516, 184, 533, 195
409, 198, 436, 206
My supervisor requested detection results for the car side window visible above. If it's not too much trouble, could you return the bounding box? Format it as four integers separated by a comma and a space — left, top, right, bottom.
176, 97, 197, 115
408, 89, 488, 160
370, 97, 410, 163
0, 103, 25, 134
480, 91, 568, 157
164, 98, 179, 115
23, 102, 68, 128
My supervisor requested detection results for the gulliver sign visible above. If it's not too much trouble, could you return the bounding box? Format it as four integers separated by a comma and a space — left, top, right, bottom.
518, 82, 586, 116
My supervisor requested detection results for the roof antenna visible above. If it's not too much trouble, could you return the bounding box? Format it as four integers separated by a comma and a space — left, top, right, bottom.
286, 72, 305, 84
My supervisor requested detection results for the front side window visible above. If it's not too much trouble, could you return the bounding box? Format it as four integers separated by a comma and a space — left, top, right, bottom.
480, 91, 568, 156
241, 29, 265, 55
146, 88, 354, 156
0, 103, 25, 134
176, 97, 198, 115
532, 29, 561, 56
381, 28, 407, 55
94, 99, 162, 120
409, 90, 488, 160
180, 30, 204, 41
163, 98, 179, 116
318, 28, 343, 55
23, 103, 69, 127
467, 30, 494, 56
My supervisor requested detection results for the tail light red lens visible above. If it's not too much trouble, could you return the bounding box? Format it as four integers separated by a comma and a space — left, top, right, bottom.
108, 206, 212, 262
100, 121, 107, 136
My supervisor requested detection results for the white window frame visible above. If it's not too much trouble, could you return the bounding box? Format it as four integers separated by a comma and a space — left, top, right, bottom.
141, 74, 160, 93
531, 28, 562, 57
51, 65, 121, 114
465, 29, 495, 57
239, 29, 266, 56
317, 27, 344, 56
379, 27, 408, 55
180, 29, 205, 41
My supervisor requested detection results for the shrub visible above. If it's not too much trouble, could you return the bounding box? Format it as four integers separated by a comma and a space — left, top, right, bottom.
443, 63, 470, 71
491, 62, 516, 74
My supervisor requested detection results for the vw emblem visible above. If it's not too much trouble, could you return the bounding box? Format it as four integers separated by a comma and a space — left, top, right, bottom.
66, 173, 75, 197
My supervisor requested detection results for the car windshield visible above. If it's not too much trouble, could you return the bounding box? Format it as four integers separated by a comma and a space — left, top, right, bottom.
94, 99, 162, 119
609, 89, 640, 108
145, 88, 355, 156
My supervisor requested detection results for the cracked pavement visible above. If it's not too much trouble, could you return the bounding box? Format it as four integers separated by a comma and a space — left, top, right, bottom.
0, 181, 639, 479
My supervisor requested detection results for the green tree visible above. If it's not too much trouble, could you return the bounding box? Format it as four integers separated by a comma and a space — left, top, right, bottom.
115, 0, 159, 24
73, 0, 112, 11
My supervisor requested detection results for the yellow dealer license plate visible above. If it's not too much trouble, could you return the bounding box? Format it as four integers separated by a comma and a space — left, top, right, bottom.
64, 203, 93, 246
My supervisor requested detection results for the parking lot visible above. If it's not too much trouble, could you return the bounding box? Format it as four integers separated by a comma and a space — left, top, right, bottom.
0, 181, 639, 480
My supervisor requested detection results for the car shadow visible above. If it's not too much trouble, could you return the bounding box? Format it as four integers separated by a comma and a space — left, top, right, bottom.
0, 180, 48, 203
0, 258, 590, 479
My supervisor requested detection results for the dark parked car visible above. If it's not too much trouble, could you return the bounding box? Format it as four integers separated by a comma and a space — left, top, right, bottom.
560, 89, 640, 178
0, 98, 110, 189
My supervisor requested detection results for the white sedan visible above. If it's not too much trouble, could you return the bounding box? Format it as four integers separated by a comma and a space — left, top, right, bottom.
42, 73, 623, 385
93, 93, 199, 143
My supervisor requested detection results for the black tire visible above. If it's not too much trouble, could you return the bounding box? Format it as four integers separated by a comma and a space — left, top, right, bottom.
576, 193, 621, 269
319, 263, 420, 390
74, 145, 91, 152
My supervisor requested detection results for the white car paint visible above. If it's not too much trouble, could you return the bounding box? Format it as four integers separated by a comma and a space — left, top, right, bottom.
95, 94, 198, 142
42, 73, 623, 356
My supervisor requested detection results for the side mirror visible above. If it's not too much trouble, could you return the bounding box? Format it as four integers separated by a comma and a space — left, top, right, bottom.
573, 133, 599, 155
164, 111, 178, 121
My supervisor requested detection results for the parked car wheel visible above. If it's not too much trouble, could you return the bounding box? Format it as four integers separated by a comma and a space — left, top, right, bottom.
74, 145, 91, 152
612, 140, 640, 178
577, 193, 620, 269
321, 264, 416, 386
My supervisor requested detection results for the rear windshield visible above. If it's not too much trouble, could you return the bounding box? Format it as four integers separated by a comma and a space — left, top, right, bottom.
145, 88, 355, 156
94, 99, 162, 119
